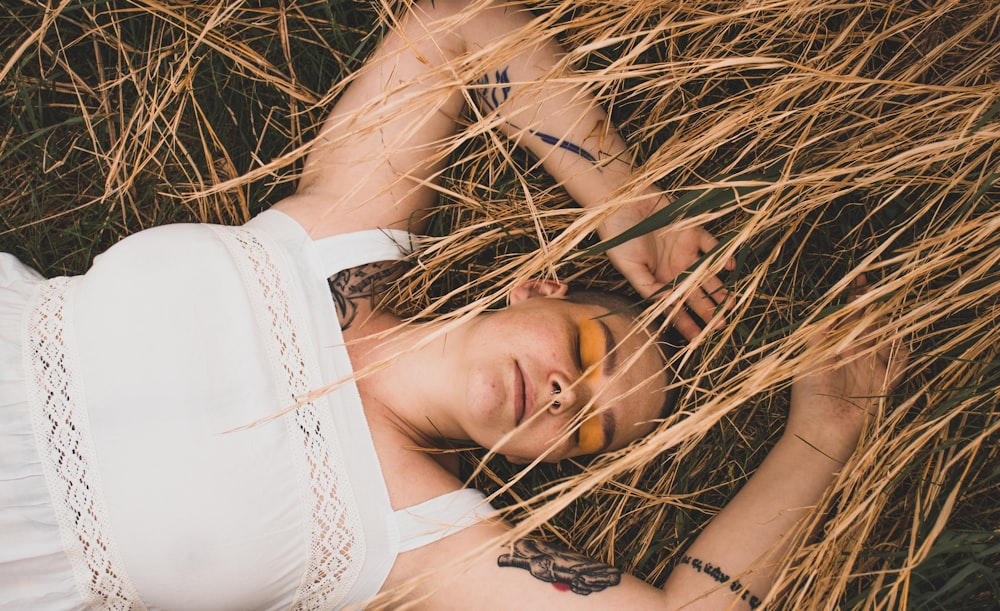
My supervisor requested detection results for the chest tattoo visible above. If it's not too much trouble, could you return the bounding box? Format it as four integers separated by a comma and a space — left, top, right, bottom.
327, 260, 404, 330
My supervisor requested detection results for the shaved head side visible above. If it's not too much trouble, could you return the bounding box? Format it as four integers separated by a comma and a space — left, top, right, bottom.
562, 289, 639, 320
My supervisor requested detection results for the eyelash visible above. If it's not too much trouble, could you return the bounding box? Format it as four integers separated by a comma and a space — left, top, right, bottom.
571, 330, 584, 373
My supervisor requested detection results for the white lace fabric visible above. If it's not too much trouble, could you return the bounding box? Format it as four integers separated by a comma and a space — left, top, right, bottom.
13, 215, 483, 609
210, 226, 365, 609
24, 277, 147, 610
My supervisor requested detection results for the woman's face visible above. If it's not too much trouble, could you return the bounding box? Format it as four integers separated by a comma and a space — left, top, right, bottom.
453, 284, 669, 463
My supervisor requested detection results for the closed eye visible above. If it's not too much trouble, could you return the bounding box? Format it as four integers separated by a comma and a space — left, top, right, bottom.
571, 330, 583, 373
571, 318, 616, 453
573, 412, 610, 454
578, 318, 607, 379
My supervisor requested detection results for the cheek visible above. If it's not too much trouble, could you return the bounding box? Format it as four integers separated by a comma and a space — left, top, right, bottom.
464, 363, 504, 423
503, 315, 563, 354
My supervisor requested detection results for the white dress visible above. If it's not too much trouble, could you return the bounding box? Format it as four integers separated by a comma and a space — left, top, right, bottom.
0, 210, 495, 610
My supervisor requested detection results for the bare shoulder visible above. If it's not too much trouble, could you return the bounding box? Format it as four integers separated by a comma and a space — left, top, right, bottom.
366, 427, 665, 609
358, 385, 667, 608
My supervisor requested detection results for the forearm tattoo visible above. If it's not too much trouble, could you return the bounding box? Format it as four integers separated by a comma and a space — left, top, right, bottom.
327, 260, 404, 330
677, 554, 762, 609
497, 539, 621, 595
477, 67, 599, 164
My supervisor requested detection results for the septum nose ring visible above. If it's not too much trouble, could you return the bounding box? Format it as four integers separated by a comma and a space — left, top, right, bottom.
550, 387, 561, 409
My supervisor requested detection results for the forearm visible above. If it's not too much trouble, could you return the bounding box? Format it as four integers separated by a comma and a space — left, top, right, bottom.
467, 7, 734, 323
467, 7, 662, 224
280, 0, 653, 238
277, 0, 724, 330
662, 274, 908, 609
660, 434, 844, 610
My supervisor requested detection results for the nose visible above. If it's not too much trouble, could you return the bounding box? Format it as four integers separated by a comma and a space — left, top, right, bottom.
545, 372, 589, 415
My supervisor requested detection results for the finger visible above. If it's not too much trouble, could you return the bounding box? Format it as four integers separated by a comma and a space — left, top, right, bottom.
848, 273, 868, 301
700, 275, 730, 310
686, 291, 716, 328
689, 298, 728, 333
697, 228, 718, 253
686, 283, 728, 329
804, 276, 874, 355
697, 228, 736, 271
620, 265, 660, 299
669, 309, 703, 342
885, 340, 910, 388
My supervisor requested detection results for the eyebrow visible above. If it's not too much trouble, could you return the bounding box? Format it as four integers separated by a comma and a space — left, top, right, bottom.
597, 319, 618, 377
598, 410, 617, 454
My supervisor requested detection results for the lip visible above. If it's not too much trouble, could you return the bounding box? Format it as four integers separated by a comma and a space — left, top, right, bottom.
514, 361, 526, 425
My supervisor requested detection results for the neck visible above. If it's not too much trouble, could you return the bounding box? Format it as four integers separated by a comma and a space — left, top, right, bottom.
349, 314, 473, 446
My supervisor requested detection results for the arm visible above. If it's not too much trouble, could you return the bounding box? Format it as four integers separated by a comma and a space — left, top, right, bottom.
470, 14, 735, 339
376, 282, 906, 609
661, 278, 907, 608
380, 434, 871, 609
274, 0, 730, 338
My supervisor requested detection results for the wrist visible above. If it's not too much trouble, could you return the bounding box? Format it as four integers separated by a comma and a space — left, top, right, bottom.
595, 190, 663, 237
783, 404, 865, 465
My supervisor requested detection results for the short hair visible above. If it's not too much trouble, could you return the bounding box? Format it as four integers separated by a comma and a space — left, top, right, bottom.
562, 288, 639, 317
563, 288, 679, 421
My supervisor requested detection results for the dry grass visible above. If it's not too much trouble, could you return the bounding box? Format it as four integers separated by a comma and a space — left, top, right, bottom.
2, 0, 998, 608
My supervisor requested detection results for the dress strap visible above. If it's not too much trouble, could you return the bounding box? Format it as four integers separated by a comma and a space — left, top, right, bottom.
395, 489, 498, 553
310, 229, 418, 278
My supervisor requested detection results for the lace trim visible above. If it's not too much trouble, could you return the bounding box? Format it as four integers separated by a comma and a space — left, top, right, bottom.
209, 226, 364, 609
24, 277, 146, 610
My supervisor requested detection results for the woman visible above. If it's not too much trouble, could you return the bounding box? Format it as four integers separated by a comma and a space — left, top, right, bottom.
0, 0, 904, 608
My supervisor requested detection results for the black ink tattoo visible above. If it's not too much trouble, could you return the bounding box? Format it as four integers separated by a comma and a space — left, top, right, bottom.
477, 67, 599, 164
478, 67, 512, 112
678, 554, 762, 609
497, 539, 621, 595
327, 260, 404, 330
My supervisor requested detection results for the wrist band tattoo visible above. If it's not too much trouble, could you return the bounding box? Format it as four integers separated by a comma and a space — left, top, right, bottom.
678, 554, 762, 609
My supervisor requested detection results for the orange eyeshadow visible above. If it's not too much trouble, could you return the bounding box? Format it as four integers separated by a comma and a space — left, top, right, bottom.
576, 318, 609, 453
577, 414, 605, 454
578, 319, 604, 382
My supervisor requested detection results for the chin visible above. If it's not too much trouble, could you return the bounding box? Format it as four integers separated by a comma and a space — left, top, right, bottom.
503, 455, 531, 466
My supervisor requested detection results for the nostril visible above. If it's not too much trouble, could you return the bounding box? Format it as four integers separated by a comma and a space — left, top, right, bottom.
550, 382, 562, 409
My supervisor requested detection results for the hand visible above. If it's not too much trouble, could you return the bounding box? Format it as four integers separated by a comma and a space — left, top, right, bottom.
788, 276, 908, 463
599, 197, 736, 341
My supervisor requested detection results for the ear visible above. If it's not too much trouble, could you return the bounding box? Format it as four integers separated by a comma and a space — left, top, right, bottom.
508, 279, 569, 304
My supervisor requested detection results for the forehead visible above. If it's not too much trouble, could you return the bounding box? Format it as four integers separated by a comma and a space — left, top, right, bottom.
573, 303, 668, 449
